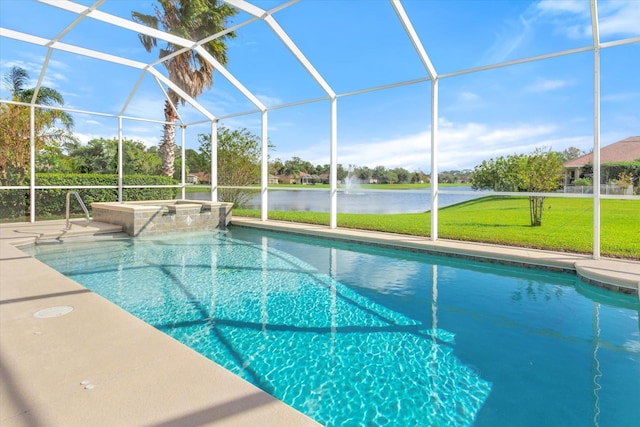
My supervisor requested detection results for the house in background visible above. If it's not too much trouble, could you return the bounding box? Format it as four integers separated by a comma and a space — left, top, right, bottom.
276, 174, 296, 184
193, 172, 210, 184
298, 172, 323, 184
563, 136, 640, 186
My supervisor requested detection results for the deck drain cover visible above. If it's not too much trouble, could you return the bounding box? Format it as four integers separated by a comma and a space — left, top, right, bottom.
34, 306, 74, 318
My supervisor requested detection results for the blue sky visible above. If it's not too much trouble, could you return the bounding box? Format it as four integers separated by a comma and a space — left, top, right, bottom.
0, 0, 638, 172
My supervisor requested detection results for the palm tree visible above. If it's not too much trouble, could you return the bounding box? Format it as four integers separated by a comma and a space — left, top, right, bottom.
4, 66, 74, 129
132, 0, 237, 177
1, 66, 75, 183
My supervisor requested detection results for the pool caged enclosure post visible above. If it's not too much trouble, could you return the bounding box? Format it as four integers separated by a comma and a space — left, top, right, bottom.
391, 0, 439, 240
590, 0, 601, 260
210, 120, 218, 204
261, 110, 268, 222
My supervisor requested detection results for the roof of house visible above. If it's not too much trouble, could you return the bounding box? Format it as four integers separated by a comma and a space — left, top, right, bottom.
564, 136, 640, 167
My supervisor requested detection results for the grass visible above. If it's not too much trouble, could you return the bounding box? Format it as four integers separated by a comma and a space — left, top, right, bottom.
235, 196, 640, 259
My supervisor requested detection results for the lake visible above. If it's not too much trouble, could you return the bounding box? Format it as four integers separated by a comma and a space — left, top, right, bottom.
188, 186, 486, 214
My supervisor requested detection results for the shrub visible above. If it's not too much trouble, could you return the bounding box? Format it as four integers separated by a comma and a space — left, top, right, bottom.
1, 173, 179, 220
572, 178, 591, 186
582, 161, 640, 186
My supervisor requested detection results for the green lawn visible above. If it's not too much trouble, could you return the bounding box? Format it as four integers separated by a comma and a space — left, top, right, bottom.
235, 196, 640, 259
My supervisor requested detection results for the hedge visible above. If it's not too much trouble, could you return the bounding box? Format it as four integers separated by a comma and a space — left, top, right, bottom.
1, 173, 179, 220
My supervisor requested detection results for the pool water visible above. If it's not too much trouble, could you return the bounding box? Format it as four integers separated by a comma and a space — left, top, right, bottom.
25, 228, 640, 426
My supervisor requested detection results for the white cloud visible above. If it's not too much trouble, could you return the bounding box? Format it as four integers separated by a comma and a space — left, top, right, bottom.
0, 57, 67, 90
200, 86, 248, 116
477, 123, 556, 143
525, 79, 571, 92
479, 15, 533, 65
73, 113, 161, 147
127, 134, 161, 147
336, 134, 429, 170
536, 0, 589, 16
122, 96, 166, 120
45, 58, 70, 72
73, 129, 160, 148
535, 0, 640, 38
564, 24, 589, 39
123, 123, 162, 145
281, 119, 566, 172
601, 92, 640, 102
0, 59, 30, 73
598, 1, 640, 37
256, 93, 283, 107
73, 131, 111, 145
459, 91, 480, 102
476, 0, 620, 64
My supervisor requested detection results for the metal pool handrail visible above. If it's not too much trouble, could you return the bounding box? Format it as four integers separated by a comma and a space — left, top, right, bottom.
66, 191, 90, 230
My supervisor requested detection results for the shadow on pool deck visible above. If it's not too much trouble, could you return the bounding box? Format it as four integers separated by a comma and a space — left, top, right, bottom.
0, 218, 638, 426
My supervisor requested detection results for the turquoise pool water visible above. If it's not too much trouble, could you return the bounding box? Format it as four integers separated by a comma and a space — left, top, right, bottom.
26, 228, 640, 426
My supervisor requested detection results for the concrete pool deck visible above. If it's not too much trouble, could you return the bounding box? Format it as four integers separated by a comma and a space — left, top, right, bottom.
1, 218, 638, 426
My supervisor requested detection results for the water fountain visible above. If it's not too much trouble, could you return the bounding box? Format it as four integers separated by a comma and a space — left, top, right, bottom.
342, 168, 363, 195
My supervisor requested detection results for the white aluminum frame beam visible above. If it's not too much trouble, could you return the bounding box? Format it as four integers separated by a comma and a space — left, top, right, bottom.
430, 80, 439, 240
391, 0, 440, 240
0, 28, 147, 69
181, 125, 187, 200
390, 0, 437, 80
329, 98, 338, 228
211, 121, 219, 202
148, 68, 215, 121
590, 0, 601, 260
224, 0, 338, 226
39, 0, 266, 113
261, 111, 269, 221
29, 106, 36, 222
31, 1, 104, 104
151, 74, 184, 124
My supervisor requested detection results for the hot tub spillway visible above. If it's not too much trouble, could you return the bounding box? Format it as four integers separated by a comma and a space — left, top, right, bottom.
91, 200, 233, 236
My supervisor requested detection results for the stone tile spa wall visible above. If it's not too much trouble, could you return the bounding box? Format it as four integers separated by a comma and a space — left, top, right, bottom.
91, 200, 233, 236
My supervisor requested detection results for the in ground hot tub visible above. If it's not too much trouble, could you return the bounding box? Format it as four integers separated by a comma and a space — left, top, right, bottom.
91, 200, 232, 236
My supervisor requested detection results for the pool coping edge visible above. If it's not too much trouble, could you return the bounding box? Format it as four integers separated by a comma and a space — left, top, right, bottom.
230, 216, 640, 297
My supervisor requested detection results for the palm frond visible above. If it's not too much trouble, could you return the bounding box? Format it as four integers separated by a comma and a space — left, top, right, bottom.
34, 87, 65, 106
3, 66, 30, 100
131, 11, 159, 51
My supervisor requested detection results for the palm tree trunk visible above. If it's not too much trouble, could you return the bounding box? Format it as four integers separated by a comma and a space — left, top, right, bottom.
160, 99, 177, 177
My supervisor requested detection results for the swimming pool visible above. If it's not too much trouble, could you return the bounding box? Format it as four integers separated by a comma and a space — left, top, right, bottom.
25, 227, 640, 426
